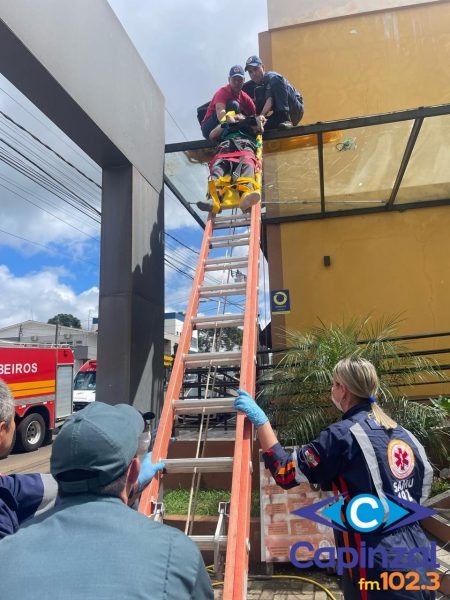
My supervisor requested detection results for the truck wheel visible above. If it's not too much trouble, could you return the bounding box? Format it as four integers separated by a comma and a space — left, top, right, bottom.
42, 428, 53, 446
16, 413, 46, 452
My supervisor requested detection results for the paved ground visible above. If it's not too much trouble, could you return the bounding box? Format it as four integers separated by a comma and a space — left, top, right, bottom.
0, 442, 52, 474
213, 567, 344, 599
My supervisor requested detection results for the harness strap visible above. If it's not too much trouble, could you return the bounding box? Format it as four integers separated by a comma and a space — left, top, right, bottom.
209, 151, 262, 172
212, 175, 260, 191
207, 180, 222, 214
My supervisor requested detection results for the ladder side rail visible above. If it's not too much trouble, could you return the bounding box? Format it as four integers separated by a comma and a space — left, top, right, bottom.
223, 202, 261, 599
139, 216, 214, 516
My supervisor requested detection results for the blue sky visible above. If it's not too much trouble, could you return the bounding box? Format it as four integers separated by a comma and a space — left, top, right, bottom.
0, 1, 269, 329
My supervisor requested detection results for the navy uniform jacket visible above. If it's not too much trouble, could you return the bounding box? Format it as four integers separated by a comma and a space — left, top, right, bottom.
263, 403, 435, 599
0, 493, 214, 599
0, 473, 58, 538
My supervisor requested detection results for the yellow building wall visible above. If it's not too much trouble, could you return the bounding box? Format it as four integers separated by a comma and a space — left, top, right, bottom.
260, 1, 450, 123
263, 2, 450, 395
267, 207, 450, 395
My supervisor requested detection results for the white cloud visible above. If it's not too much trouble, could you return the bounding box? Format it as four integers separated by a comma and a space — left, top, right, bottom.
164, 186, 204, 231
108, 0, 268, 141
0, 265, 98, 328
0, 192, 100, 256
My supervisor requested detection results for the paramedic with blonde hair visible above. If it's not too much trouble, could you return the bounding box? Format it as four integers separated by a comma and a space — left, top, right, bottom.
235, 357, 436, 600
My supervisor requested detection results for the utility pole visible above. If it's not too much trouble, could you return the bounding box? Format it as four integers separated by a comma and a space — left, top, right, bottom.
54, 317, 59, 345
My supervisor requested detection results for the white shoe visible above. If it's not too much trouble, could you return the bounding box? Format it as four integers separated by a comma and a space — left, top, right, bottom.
239, 190, 261, 212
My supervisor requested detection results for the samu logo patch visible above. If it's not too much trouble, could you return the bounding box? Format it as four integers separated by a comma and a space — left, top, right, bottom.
388, 439, 415, 479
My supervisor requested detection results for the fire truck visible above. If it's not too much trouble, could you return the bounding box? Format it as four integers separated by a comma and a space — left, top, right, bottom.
0, 344, 74, 453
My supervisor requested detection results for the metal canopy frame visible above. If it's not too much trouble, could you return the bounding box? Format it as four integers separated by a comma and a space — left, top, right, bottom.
164, 103, 450, 226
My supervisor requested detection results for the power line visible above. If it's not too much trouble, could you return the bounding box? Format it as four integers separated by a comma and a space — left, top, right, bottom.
0, 120, 100, 201
0, 146, 100, 224
0, 228, 99, 268
0, 110, 101, 189
165, 231, 199, 256
0, 169, 99, 232
0, 84, 96, 171
0, 178, 100, 242
0, 137, 101, 216
165, 106, 189, 142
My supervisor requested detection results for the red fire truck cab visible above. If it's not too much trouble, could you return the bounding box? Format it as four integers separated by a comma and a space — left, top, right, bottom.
0, 345, 74, 453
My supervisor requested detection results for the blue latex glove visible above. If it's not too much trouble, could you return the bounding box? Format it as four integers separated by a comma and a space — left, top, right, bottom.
234, 389, 268, 428
138, 452, 165, 490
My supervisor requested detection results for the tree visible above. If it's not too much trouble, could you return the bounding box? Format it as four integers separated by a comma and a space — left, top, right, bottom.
258, 315, 449, 467
48, 313, 82, 329
198, 328, 243, 352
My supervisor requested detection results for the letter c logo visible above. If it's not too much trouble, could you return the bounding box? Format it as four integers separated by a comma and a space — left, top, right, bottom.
346, 494, 384, 532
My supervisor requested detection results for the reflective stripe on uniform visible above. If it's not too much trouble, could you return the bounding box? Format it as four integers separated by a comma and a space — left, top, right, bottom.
35, 474, 58, 517
349, 423, 389, 518
290, 448, 305, 485
402, 428, 433, 503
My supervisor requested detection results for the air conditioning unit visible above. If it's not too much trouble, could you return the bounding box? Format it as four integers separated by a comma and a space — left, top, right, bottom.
63, 333, 72, 340
31, 335, 38, 341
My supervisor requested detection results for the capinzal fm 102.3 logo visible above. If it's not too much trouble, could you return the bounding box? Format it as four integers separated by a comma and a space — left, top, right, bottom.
292, 492, 435, 534
289, 493, 439, 575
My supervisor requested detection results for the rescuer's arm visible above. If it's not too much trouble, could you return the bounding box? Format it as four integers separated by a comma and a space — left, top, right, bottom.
234, 390, 343, 489
209, 111, 245, 141
215, 102, 227, 122
260, 97, 273, 118
137, 452, 165, 491
127, 452, 165, 506
0, 473, 58, 538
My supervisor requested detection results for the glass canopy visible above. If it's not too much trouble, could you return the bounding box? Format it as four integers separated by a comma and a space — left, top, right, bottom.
164, 105, 450, 226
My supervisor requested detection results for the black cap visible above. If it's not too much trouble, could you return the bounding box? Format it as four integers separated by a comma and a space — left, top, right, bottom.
245, 56, 263, 71
229, 65, 245, 79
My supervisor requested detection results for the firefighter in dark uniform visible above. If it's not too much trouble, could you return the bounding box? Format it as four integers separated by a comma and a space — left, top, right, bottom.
0, 379, 58, 538
235, 357, 437, 600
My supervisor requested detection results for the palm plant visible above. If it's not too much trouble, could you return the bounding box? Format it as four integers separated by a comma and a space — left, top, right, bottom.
258, 315, 449, 467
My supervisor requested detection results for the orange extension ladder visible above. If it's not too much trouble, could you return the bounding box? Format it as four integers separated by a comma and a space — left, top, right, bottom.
139, 155, 262, 599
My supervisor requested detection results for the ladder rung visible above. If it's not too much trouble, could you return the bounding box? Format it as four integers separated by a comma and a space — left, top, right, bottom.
199, 282, 246, 298
184, 351, 241, 368
192, 314, 245, 329
173, 398, 236, 415
163, 457, 234, 473
205, 256, 248, 267
213, 214, 251, 230
214, 213, 251, 224
190, 534, 228, 551
204, 258, 248, 272
209, 233, 249, 248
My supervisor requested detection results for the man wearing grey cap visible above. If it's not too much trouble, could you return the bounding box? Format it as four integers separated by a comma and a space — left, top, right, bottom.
243, 55, 304, 130
0, 402, 214, 599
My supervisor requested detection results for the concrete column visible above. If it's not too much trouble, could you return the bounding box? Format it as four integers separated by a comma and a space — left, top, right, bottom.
97, 165, 164, 415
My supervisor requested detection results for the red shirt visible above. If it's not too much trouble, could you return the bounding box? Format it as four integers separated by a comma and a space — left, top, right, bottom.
202, 84, 256, 124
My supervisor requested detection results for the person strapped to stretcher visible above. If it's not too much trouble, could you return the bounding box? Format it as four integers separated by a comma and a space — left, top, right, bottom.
197, 104, 265, 214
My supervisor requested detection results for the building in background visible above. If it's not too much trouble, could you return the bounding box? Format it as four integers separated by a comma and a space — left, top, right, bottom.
164, 312, 198, 356
260, 0, 450, 397
0, 320, 97, 372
